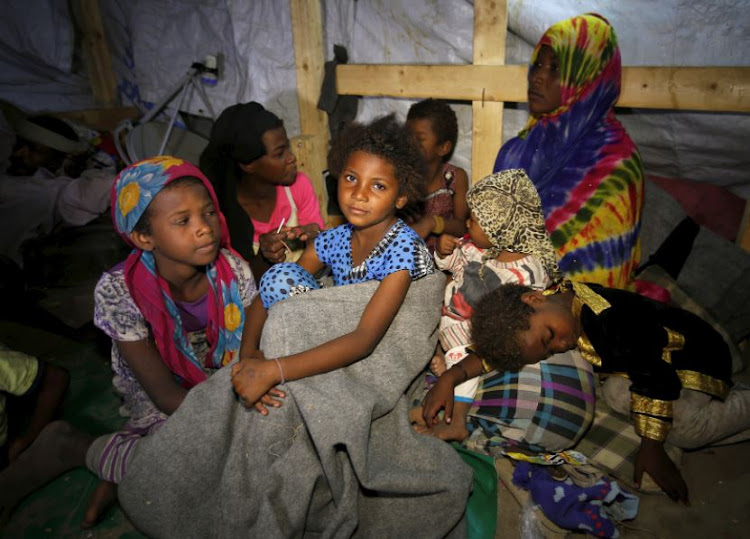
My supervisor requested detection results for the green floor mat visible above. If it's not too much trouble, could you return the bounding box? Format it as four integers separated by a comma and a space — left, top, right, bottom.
454, 443, 499, 539
1, 324, 143, 538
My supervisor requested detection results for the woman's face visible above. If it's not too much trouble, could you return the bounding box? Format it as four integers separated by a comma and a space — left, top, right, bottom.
242, 126, 297, 186
527, 45, 562, 117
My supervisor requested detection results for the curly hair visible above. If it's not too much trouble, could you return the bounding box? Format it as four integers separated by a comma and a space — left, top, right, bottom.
471, 283, 536, 372
327, 114, 427, 208
406, 99, 459, 162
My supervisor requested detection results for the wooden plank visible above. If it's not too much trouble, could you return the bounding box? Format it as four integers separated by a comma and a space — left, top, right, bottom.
291, 134, 329, 221
52, 107, 139, 132
738, 199, 750, 254
471, 0, 507, 182
71, 0, 118, 107
289, 0, 330, 209
289, 0, 329, 136
337, 65, 750, 112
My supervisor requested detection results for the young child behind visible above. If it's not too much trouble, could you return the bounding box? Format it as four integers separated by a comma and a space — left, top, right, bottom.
411, 169, 561, 441
471, 280, 750, 504
231, 115, 435, 410
405, 99, 469, 252
0, 157, 259, 527
0, 347, 68, 469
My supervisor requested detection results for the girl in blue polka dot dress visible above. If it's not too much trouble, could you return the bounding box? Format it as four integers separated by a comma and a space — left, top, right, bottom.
231, 115, 435, 411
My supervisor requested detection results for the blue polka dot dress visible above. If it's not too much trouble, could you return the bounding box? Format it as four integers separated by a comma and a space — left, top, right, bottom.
314, 219, 434, 286
259, 219, 434, 308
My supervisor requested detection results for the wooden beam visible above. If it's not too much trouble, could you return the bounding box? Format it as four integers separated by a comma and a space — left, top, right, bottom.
71, 0, 118, 107
337, 65, 750, 112
471, 0, 507, 182
289, 0, 329, 219
739, 199, 750, 254
291, 134, 329, 221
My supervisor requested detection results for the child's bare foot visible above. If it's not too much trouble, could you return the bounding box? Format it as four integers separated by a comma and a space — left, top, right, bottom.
413, 420, 469, 442
408, 406, 427, 426
0, 420, 92, 510
82, 480, 117, 529
429, 352, 447, 376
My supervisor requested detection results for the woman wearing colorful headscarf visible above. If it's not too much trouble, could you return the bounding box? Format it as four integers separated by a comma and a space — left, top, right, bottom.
494, 13, 645, 290
199, 102, 325, 281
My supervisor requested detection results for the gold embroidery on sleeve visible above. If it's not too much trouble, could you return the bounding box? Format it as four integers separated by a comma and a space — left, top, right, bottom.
661, 327, 685, 365
632, 414, 672, 441
631, 394, 673, 441
677, 370, 730, 400
571, 282, 611, 315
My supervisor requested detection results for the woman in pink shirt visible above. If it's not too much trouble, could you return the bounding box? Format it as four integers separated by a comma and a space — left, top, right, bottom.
200, 102, 325, 280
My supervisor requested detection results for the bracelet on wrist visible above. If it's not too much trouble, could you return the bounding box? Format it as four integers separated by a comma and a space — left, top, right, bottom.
432, 215, 445, 235
271, 357, 285, 384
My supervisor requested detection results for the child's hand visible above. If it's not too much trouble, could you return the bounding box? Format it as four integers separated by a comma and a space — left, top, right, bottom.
231, 354, 283, 413
635, 437, 690, 504
259, 229, 292, 263
289, 223, 321, 243
421, 374, 456, 427
436, 234, 460, 257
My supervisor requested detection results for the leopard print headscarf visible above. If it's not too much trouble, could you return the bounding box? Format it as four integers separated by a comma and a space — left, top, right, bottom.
466, 169, 562, 283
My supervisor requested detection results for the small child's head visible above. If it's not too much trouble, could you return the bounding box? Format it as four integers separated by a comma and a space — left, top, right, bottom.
113, 156, 229, 267
328, 114, 427, 221
202, 102, 296, 186
465, 169, 561, 281
406, 99, 458, 163
472, 283, 580, 371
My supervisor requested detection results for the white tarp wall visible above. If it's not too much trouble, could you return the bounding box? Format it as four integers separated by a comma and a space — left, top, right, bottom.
1, 0, 748, 196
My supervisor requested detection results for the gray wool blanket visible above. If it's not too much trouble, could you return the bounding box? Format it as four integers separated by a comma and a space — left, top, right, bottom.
118, 272, 473, 538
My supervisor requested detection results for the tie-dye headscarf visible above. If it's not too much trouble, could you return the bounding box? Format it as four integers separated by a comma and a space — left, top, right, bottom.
493, 14, 644, 289
111, 156, 245, 388
467, 169, 562, 283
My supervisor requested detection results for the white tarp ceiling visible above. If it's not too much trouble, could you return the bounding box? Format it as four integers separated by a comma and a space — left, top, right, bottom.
1, 0, 748, 196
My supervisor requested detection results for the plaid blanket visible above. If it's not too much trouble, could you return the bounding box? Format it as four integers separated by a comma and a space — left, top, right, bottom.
467, 350, 596, 452
466, 376, 683, 492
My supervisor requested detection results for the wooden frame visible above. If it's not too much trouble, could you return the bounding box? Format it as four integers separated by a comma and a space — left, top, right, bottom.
328, 0, 750, 249
76, 0, 750, 248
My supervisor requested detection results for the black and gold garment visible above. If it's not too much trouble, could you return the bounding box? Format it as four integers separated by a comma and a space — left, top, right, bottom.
569, 281, 732, 442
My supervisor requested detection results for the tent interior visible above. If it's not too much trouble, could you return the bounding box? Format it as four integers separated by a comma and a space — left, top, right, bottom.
1, 0, 749, 537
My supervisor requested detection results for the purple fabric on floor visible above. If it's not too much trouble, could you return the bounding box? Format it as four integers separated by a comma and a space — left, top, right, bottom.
512, 461, 639, 538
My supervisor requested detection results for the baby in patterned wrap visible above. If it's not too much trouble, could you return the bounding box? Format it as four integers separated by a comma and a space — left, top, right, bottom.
411, 169, 561, 442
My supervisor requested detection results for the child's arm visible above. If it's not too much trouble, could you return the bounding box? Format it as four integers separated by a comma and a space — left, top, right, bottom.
421, 353, 484, 426
242, 241, 326, 356
410, 168, 469, 239
635, 437, 689, 504
7, 361, 69, 462
232, 270, 412, 407
117, 339, 189, 415
446, 166, 469, 236
236, 241, 326, 413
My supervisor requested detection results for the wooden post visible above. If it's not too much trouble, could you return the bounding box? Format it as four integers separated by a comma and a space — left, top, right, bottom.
739, 200, 750, 254
472, 0, 507, 182
71, 0, 118, 107
289, 0, 330, 220
291, 134, 330, 222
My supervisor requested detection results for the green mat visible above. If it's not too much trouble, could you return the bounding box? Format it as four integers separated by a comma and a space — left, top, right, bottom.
455, 443, 499, 539
0, 327, 144, 539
